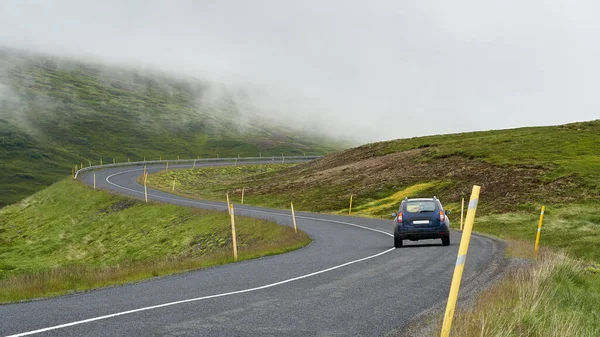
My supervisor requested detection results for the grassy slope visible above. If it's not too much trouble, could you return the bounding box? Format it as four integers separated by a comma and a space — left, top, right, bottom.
0, 179, 310, 302
144, 164, 297, 202
147, 120, 600, 262
0, 48, 343, 206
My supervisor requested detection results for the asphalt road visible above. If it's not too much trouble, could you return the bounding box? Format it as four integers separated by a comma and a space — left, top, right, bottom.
1, 160, 505, 337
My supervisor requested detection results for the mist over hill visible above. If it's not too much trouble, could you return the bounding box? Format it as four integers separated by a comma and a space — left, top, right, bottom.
0, 48, 345, 206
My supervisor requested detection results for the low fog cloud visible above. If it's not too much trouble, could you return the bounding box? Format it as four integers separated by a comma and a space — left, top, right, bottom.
1, 0, 599, 143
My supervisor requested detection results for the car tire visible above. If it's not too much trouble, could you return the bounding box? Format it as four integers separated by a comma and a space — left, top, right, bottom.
394, 236, 403, 248
441, 236, 450, 246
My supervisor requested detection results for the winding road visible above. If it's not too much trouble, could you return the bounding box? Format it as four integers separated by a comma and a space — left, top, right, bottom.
1, 160, 506, 337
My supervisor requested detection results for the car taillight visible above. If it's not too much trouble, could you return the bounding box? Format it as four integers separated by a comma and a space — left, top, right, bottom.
397, 212, 403, 223
439, 211, 445, 222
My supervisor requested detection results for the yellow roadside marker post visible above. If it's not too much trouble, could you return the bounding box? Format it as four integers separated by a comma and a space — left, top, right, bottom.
144, 172, 148, 203
93, 172, 96, 189
193, 159, 197, 169
235, 158, 238, 165
291, 202, 298, 234
229, 204, 238, 261
72, 166, 75, 178
226, 192, 230, 209
241, 188, 245, 204
100, 158, 103, 166
172, 178, 176, 192
88, 160, 91, 167
166, 162, 169, 172
460, 197, 465, 231
348, 194, 353, 215
440, 185, 481, 337
259, 152, 262, 158
75, 164, 78, 172
80, 162, 83, 169
534, 206, 545, 256
281, 153, 285, 164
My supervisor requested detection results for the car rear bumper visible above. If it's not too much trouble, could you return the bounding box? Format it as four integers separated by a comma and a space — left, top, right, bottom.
395, 228, 449, 240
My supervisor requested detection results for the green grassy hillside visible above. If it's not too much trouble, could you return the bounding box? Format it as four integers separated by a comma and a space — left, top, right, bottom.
0, 179, 310, 302
0, 48, 343, 206
146, 120, 600, 262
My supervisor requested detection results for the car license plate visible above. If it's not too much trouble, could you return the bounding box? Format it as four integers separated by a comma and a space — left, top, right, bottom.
413, 220, 429, 225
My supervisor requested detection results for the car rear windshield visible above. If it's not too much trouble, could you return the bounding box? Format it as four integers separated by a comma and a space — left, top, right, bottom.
404, 200, 437, 213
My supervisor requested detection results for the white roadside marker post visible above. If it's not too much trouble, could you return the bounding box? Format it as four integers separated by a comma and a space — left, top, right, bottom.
291, 202, 298, 234
144, 172, 149, 203
229, 204, 238, 261
348, 194, 353, 215
460, 197, 465, 230
534, 206, 545, 255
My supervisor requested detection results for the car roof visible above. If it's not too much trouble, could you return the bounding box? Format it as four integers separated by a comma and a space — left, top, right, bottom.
404, 198, 435, 202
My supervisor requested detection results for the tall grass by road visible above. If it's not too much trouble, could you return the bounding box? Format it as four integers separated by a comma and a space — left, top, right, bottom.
445, 242, 600, 337
0, 179, 310, 303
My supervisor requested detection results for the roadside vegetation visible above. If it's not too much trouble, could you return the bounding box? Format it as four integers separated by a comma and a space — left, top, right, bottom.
145, 120, 600, 336
0, 179, 310, 303
443, 241, 600, 336
0, 48, 343, 207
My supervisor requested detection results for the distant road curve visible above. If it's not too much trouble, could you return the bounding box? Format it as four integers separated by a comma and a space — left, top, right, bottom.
1, 159, 505, 337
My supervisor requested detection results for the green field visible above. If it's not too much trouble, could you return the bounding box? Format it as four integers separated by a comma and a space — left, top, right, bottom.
0, 48, 344, 206
0, 179, 310, 303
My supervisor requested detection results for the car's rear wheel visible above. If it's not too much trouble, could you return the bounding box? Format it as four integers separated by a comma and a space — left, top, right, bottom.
394, 236, 403, 248
441, 236, 450, 246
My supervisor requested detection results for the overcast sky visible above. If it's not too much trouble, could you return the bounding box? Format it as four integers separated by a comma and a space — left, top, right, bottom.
1, 0, 598, 143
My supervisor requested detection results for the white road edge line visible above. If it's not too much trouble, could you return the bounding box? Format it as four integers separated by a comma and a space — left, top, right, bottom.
7, 167, 395, 337
8, 248, 394, 337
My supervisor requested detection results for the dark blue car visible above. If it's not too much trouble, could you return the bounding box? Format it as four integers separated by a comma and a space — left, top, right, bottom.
392, 197, 451, 248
